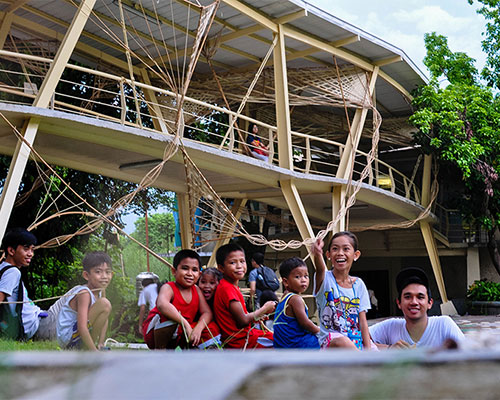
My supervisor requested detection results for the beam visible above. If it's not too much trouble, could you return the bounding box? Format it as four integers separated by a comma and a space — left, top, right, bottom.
280, 179, 315, 256
282, 25, 374, 72
222, 0, 278, 32
0, 11, 13, 49
177, 193, 192, 249
273, 26, 293, 170
374, 55, 402, 67
5, 0, 30, 13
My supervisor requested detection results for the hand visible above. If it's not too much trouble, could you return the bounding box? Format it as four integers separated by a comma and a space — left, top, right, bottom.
189, 326, 203, 347
262, 300, 276, 315
389, 340, 413, 349
311, 237, 324, 257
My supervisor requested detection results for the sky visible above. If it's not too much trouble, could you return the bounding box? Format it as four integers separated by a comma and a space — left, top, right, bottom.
122, 1, 489, 233
309, 0, 487, 78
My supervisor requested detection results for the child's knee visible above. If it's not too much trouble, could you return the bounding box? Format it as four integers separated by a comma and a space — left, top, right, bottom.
330, 335, 356, 348
94, 298, 112, 314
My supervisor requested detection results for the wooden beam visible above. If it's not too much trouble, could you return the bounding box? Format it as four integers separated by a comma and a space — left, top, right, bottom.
177, 193, 193, 249
273, 26, 293, 170
0, 11, 13, 49
282, 25, 374, 72
374, 55, 402, 67
222, 0, 278, 32
5, 0, 30, 13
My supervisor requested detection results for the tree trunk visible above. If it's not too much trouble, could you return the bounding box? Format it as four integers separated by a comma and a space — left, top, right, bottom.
487, 228, 500, 278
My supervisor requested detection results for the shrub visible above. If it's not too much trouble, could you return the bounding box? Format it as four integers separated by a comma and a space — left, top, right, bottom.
467, 279, 500, 301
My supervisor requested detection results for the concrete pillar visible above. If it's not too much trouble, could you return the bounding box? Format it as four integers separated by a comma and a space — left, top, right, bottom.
466, 247, 481, 288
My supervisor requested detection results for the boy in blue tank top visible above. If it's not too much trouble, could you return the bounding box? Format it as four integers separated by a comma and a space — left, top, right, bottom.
273, 257, 320, 349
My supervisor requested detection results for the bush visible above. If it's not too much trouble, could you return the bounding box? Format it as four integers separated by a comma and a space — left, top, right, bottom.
467, 279, 500, 301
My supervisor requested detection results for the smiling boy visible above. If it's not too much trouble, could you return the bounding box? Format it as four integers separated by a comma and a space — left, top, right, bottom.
369, 267, 464, 349
213, 243, 275, 349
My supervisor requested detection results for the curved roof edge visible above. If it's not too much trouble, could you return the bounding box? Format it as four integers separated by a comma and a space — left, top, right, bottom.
288, 0, 429, 83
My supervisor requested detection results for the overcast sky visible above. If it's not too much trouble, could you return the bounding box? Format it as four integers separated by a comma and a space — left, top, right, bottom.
309, 0, 487, 78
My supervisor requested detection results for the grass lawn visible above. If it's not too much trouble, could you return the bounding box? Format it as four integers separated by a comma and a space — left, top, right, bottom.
0, 339, 60, 351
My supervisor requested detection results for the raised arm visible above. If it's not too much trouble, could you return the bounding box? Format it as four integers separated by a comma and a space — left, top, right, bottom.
287, 295, 320, 334
311, 238, 327, 294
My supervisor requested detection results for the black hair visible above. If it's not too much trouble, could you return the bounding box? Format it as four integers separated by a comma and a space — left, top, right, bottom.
173, 249, 201, 270
82, 251, 112, 272
328, 231, 359, 251
201, 267, 222, 282
251, 252, 265, 265
142, 278, 155, 288
1, 228, 37, 251
259, 289, 278, 305
279, 256, 306, 279
248, 123, 258, 133
216, 243, 244, 266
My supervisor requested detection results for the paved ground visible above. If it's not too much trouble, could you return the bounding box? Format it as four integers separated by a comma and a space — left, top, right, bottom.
1, 315, 499, 400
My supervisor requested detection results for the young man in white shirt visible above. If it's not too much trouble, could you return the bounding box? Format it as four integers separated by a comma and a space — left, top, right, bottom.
369, 267, 464, 349
137, 278, 158, 334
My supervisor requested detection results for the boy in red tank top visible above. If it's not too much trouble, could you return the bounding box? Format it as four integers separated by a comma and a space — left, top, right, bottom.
143, 249, 219, 349
213, 243, 275, 349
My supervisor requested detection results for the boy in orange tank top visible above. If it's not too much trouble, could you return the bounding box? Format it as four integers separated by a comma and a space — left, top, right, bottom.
142, 249, 219, 349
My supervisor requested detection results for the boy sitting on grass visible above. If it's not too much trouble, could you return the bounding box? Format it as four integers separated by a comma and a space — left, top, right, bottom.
213, 243, 275, 349
56, 252, 113, 351
143, 249, 219, 349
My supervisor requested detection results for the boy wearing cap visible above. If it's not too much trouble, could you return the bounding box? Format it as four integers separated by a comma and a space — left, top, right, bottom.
369, 267, 464, 349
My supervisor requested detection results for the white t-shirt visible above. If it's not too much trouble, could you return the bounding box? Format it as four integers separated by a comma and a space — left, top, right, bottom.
137, 283, 158, 311
57, 285, 97, 347
0, 261, 41, 339
369, 316, 465, 348
314, 270, 371, 344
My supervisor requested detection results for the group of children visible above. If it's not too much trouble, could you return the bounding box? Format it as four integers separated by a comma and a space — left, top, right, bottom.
139, 230, 375, 350
4, 226, 452, 351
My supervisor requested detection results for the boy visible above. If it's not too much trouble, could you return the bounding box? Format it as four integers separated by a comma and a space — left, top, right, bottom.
142, 249, 218, 349
213, 243, 275, 349
56, 252, 112, 351
137, 278, 158, 334
0, 228, 48, 340
369, 267, 464, 349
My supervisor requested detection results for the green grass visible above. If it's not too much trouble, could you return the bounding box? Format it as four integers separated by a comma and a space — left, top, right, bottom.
0, 339, 61, 351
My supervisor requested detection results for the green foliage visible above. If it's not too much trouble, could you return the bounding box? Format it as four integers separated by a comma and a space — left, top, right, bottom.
410, 32, 500, 235
467, 279, 500, 301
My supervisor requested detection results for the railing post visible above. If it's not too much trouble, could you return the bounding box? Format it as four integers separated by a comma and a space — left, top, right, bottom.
305, 137, 311, 173
228, 114, 235, 152
268, 127, 274, 164
119, 79, 126, 124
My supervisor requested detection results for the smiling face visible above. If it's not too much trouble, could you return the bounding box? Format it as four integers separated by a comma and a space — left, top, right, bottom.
198, 273, 219, 301
397, 283, 433, 322
84, 262, 113, 290
174, 257, 201, 288
283, 265, 309, 295
8, 244, 35, 267
219, 250, 247, 285
326, 235, 360, 274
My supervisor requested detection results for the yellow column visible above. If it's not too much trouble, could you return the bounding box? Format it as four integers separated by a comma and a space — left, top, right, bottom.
177, 193, 193, 249
273, 25, 293, 170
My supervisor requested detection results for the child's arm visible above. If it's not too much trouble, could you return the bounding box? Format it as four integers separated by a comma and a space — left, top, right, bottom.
359, 311, 371, 350
190, 287, 213, 346
75, 290, 98, 351
156, 284, 192, 338
287, 295, 320, 335
228, 300, 276, 329
311, 237, 327, 294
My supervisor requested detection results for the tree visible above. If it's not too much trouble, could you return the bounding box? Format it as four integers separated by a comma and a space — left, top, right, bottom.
410, 31, 500, 277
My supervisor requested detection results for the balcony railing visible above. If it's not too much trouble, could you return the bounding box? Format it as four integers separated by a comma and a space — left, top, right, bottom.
0, 49, 421, 203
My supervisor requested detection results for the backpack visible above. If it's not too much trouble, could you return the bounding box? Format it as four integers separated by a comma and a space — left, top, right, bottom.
0, 265, 26, 340
255, 266, 280, 292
